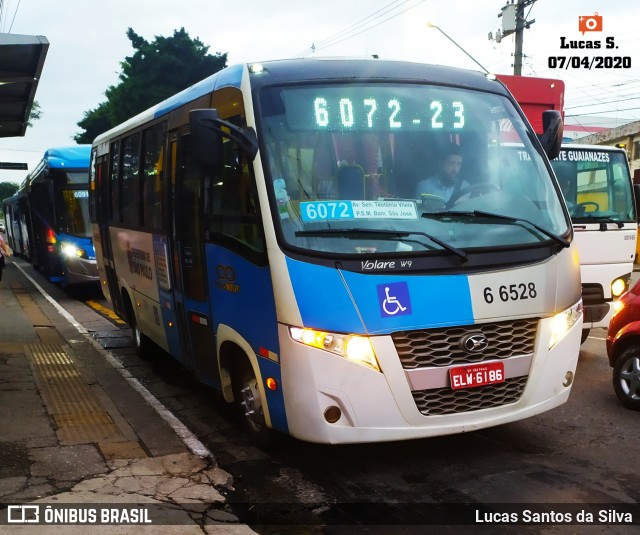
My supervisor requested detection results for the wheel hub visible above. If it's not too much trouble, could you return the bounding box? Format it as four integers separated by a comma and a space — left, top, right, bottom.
240, 382, 264, 432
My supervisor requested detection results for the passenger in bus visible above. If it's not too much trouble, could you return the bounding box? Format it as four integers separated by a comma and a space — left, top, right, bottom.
415, 143, 465, 202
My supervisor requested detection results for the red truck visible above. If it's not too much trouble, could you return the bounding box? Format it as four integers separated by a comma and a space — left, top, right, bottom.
496, 74, 565, 134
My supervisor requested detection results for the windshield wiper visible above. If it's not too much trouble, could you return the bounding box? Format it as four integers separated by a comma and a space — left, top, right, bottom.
422, 210, 570, 248
295, 227, 467, 261
573, 215, 624, 229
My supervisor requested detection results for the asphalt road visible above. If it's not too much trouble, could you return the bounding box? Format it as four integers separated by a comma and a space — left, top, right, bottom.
59, 279, 640, 534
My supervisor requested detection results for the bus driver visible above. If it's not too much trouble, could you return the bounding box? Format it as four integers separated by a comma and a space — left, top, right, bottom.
415, 143, 465, 203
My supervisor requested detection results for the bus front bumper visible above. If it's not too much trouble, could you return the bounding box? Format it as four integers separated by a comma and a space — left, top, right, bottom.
276, 315, 582, 444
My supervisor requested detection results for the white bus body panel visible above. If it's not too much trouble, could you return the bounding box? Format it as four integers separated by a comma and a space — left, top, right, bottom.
574, 223, 636, 329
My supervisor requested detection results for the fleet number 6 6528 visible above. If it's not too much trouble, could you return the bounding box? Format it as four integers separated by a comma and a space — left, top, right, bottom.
483, 282, 537, 304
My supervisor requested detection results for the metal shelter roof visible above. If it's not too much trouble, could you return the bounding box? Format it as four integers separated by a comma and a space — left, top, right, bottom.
0, 33, 49, 138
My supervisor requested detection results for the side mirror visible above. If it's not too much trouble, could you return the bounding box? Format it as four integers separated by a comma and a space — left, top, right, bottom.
189, 109, 224, 168
189, 109, 259, 168
538, 110, 563, 160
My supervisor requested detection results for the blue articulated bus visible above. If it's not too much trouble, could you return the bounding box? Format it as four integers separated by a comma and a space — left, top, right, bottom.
90, 58, 582, 446
2, 146, 98, 285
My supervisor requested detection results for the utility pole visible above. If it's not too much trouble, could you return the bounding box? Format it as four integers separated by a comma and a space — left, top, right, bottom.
489, 0, 536, 75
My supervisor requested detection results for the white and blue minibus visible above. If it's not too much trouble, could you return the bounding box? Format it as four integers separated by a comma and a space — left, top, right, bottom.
90, 58, 582, 445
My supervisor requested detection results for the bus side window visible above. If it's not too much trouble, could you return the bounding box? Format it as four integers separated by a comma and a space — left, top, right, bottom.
121, 132, 141, 227
141, 122, 166, 231
204, 140, 265, 254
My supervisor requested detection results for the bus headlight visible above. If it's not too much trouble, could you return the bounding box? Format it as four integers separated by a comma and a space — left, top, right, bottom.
289, 327, 380, 372
60, 242, 88, 259
549, 300, 583, 349
611, 278, 627, 298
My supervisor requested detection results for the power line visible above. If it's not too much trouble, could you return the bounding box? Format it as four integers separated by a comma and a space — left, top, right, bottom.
8, 0, 21, 33
294, 0, 426, 57
295, 0, 409, 56
0, 0, 21, 33
569, 106, 640, 117
566, 95, 640, 111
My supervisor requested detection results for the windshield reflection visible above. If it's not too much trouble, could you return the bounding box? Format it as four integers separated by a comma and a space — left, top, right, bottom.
260, 83, 569, 256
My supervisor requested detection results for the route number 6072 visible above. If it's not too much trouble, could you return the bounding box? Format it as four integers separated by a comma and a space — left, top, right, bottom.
483, 282, 537, 304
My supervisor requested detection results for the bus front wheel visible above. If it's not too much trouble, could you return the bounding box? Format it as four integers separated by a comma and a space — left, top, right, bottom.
233, 359, 274, 449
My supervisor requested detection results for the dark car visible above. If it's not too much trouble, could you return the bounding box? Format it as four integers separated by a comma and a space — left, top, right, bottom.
606, 279, 640, 410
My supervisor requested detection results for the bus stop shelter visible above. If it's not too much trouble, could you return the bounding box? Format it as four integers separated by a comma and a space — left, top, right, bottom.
0, 33, 49, 138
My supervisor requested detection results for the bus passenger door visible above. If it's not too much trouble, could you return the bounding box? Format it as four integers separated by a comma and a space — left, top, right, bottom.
96, 152, 125, 318
169, 132, 219, 385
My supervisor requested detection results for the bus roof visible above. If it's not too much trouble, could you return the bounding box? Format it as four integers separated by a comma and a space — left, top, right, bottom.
40, 145, 91, 169
23, 145, 91, 189
92, 58, 510, 147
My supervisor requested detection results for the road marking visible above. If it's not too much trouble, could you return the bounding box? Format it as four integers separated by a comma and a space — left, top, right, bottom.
13, 262, 214, 461
85, 299, 126, 324
589, 335, 607, 341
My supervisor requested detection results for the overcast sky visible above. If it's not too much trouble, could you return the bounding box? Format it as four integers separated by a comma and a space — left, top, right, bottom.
1, 0, 639, 182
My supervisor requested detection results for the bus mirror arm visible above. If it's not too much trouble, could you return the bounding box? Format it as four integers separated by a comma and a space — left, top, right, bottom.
633, 184, 640, 222
537, 110, 563, 160
189, 109, 259, 167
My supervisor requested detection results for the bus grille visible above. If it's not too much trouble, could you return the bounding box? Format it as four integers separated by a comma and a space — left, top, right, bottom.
392, 318, 539, 369
412, 376, 528, 415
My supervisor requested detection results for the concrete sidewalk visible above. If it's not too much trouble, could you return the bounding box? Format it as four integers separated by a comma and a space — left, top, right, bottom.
0, 258, 256, 533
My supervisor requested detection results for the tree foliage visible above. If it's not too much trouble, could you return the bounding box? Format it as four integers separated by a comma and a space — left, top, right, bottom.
74, 28, 227, 143
27, 101, 43, 127
0, 182, 19, 204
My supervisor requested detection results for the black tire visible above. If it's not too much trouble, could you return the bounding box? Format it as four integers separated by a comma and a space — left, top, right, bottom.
612, 346, 640, 411
125, 296, 151, 359
233, 358, 275, 449
581, 329, 590, 344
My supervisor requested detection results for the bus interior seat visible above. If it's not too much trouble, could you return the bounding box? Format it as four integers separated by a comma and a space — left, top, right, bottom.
337, 164, 366, 200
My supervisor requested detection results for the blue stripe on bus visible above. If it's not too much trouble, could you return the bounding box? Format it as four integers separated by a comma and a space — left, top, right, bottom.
286, 257, 474, 335
285, 257, 366, 333
205, 245, 287, 433
340, 270, 474, 334
152, 235, 183, 361
154, 64, 244, 119
257, 358, 288, 433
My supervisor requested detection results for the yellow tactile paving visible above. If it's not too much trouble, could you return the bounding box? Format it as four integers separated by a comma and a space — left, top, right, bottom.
11, 279, 146, 458
25, 343, 132, 448
98, 441, 148, 460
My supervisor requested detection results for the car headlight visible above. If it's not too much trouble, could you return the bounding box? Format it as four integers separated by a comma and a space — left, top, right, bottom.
611, 299, 625, 317
60, 242, 88, 259
549, 300, 583, 349
611, 278, 627, 298
289, 326, 380, 372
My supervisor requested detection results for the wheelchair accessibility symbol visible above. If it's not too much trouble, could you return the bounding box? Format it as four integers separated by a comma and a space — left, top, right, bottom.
377, 282, 412, 318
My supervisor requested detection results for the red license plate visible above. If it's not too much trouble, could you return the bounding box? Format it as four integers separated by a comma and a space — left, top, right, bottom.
449, 361, 505, 390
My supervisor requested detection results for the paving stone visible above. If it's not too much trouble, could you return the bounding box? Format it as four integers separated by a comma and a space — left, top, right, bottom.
29, 445, 108, 480
0, 476, 27, 497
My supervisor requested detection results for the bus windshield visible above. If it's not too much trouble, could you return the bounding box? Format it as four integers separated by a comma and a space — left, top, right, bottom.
551, 148, 635, 223
259, 82, 569, 256
60, 188, 91, 237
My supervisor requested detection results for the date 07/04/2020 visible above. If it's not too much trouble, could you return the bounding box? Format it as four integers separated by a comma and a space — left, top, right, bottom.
548, 56, 631, 69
